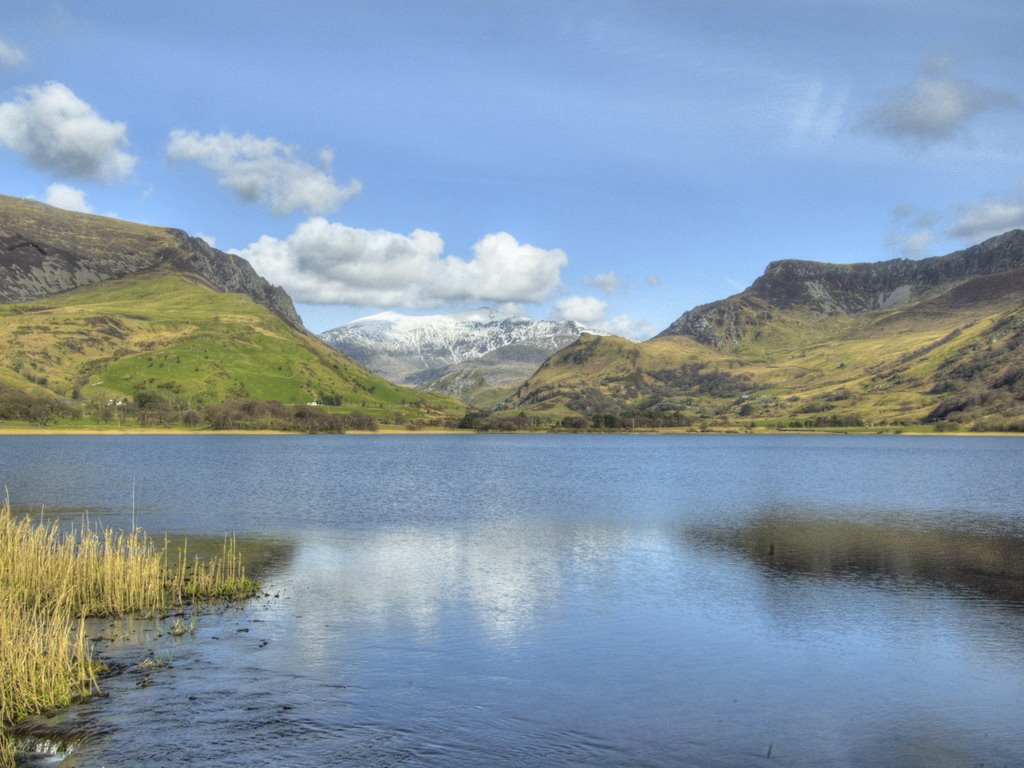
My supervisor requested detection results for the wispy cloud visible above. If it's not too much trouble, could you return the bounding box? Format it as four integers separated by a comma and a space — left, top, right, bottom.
861, 61, 1018, 144
886, 203, 935, 257
949, 197, 1024, 242
887, 229, 934, 258
790, 79, 848, 146
234, 219, 567, 308
0, 82, 136, 182
0, 39, 26, 68
585, 270, 619, 295
167, 130, 361, 215
885, 190, 1024, 254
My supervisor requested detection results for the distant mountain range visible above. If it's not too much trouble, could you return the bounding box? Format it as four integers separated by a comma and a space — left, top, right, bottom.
506, 230, 1024, 431
321, 309, 605, 406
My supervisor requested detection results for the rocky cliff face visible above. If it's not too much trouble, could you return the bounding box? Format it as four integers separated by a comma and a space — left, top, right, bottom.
661, 229, 1024, 347
163, 229, 302, 329
0, 195, 303, 330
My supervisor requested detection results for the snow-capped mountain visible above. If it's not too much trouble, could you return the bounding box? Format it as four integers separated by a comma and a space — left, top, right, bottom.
320, 308, 607, 401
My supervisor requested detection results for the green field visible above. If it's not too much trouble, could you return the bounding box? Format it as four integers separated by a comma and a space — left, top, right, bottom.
0, 270, 462, 427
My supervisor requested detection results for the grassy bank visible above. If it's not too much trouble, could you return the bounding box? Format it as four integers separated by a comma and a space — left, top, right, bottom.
3, 422, 1024, 438
0, 498, 258, 766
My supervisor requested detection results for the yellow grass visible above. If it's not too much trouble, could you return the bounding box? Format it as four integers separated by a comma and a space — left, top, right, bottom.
0, 496, 258, 765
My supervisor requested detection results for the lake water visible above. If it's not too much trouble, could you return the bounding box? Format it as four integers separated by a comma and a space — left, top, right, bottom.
3, 434, 1024, 767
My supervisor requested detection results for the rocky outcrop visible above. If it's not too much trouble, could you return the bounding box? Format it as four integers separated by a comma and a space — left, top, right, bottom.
163, 230, 302, 329
0, 195, 303, 330
662, 229, 1024, 347
659, 296, 772, 349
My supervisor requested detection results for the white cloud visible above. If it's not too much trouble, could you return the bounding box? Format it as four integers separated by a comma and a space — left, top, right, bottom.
645, 275, 662, 288
43, 183, 92, 213
233, 218, 567, 307
553, 295, 608, 325
586, 270, 619, 294
949, 198, 1024, 242
167, 130, 361, 215
0, 39, 26, 68
0, 82, 136, 182
605, 314, 655, 340
862, 63, 1018, 144
552, 294, 653, 340
443, 232, 567, 305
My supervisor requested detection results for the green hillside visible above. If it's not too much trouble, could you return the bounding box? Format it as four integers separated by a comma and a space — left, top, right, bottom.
0, 269, 462, 428
503, 234, 1024, 432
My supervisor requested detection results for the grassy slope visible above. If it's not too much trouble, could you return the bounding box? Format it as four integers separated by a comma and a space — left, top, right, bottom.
0, 269, 461, 420
507, 271, 1024, 428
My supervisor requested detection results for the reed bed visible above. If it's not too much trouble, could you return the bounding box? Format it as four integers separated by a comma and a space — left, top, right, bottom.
0, 496, 259, 765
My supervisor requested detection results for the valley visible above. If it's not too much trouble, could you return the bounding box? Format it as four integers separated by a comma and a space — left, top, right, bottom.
1, 194, 1022, 435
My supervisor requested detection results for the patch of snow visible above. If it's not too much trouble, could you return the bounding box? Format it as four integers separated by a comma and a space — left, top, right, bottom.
320, 308, 608, 380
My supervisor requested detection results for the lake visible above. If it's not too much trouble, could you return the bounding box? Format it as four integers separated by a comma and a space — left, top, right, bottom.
3, 434, 1024, 767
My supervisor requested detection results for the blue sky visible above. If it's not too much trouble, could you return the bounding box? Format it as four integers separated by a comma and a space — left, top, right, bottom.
1, 1, 1022, 336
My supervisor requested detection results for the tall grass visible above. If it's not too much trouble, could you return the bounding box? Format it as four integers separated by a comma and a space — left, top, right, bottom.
170, 534, 255, 603
0, 496, 259, 765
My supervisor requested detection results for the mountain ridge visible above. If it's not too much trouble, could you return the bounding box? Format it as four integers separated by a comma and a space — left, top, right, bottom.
662, 229, 1024, 348
0, 194, 303, 330
504, 230, 1024, 430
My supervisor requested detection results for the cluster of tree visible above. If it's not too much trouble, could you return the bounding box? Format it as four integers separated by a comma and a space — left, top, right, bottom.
927, 385, 1023, 424
648, 363, 756, 397
0, 387, 73, 426
773, 414, 865, 429
580, 412, 698, 430
199, 400, 378, 432
457, 411, 542, 431
101, 391, 379, 432
925, 314, 1024, 424
968, 416, 1024, 433
457, 409, 702, 432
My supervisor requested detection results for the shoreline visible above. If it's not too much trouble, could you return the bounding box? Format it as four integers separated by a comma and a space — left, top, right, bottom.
0, 425, 1021, 437
0, 503, 259, 767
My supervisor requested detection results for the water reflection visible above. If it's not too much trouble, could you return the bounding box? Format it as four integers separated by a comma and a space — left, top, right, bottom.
283, 522, 642, 646
5, 436, 1024, 766
695, 511, 1024, 604
169, 535, 296, 583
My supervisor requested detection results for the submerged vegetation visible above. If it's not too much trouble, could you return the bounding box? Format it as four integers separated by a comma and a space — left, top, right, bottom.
0, 496, 258, 766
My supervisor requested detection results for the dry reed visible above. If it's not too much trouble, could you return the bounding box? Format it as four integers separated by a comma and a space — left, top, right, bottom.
0, 496, 258, 765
